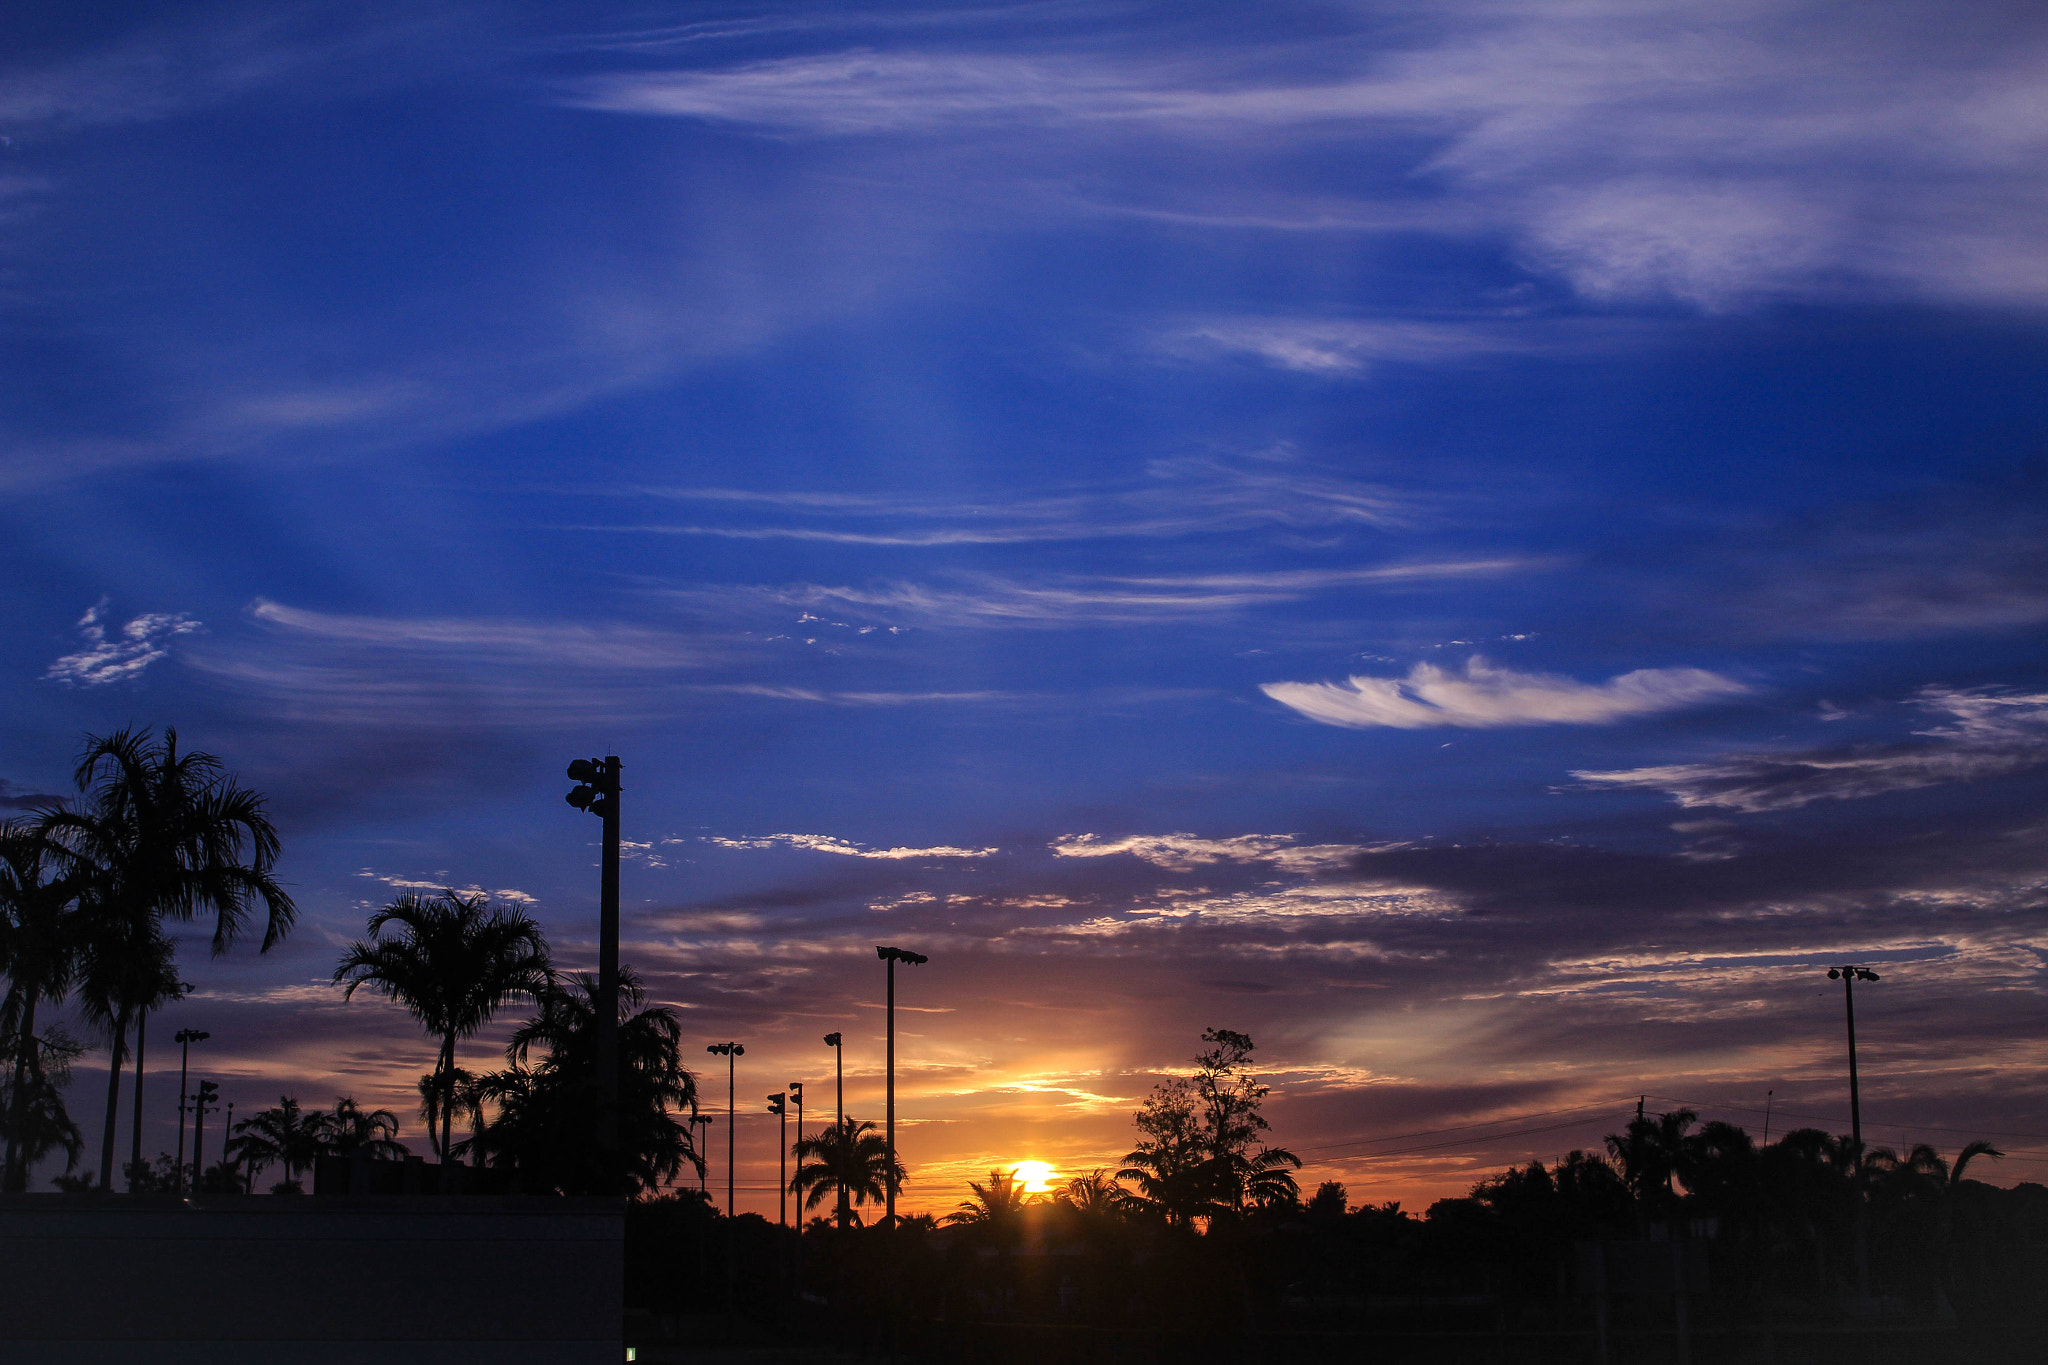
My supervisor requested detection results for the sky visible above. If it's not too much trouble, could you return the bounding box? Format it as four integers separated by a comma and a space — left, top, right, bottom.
6, 0, 2048, 1214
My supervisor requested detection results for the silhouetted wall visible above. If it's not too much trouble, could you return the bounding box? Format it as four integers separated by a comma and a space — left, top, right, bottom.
0, 1195, 621, 1364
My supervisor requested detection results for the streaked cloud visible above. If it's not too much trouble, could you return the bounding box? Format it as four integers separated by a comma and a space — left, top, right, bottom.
568, 3, 2048, 310
1051, 832, 1371, 874
704, 559, 1530, 628
707, 833, 997, 859
621, 455, 1411, 546
44, 598, 200, 687
1574, 687, 2048, 812
1262, 656, 1749, 730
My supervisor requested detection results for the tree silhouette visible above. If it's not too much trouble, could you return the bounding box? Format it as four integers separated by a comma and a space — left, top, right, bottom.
1120, 1028, 1298, 1227
1, 819, 82, 1191
41, 728, 294, 1188
792, 1119, 903, 1227
1056, 1168, 1130, 1222
0, 1020, 85, 1184
463, 968, 700, 1195
333, 890, 550, 1163
321, 1096, 409, 1160
945, 1168, 1033, 1229
227, 1096, 328, 1193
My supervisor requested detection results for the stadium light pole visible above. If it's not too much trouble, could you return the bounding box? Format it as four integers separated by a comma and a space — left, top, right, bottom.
876, 946, 927, 1226
1829, 964, 1882, 1301
565, 754, 622, 1192
191, 1081, 219, 1190
691, 1114, 714, 1193
706, 1043, 743, 1218
823, 1033, 846, 1228
768, 1093, 787, 1226
788, 1081, 804, 1147
172, 1027, 209, 1196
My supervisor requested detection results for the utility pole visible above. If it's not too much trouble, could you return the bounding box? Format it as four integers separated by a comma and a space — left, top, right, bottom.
706, 1042, 743, 1327
1829, 965, 1881, 1301
191, 1081, 219, 1191
565, 755, 622, 1193
768, 1093, 787, 1225
788, 1081, 804, 1149
875, 947, 928, 1226
172, 1028, 209, 1196
824, 1033, 846, 1228
692, 1114, 714, 1193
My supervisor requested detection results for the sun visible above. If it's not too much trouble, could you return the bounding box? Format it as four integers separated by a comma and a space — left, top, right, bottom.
1010, 1161, 1056, 1194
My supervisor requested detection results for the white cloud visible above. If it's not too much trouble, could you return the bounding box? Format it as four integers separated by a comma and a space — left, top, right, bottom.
1574, 687, 2048, 812
707, 833, 997, 859
45, 598, 200, 686
1262, 656, 1749, 730
619, 455, 1411, 547
569, 4, 2048, 311
699, 559, 1529, 628
1051, 832, 1371, 874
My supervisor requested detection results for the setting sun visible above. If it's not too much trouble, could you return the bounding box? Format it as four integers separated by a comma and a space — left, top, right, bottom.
1009, 1161, 1057, 1195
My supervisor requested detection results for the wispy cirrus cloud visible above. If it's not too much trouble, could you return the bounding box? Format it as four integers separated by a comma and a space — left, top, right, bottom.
618, 455, 1410, 545
1574, 687, 2048, 812
1263, 656, 1749, 730
739, 559, 1529, 627
707, 833, 996, 859
44, 598, 200, 687
568, 3, 2048, 311
1051, 832, 1373, 874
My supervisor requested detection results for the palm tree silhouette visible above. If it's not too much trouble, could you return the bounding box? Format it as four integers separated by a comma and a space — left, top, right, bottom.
463, 968, 701, 1195
227, 1096, 328, 1192
321, 1097, 409, 1160
41, 728, 294, 1189
945, 1167, 1033, 1228
76, 919, 180, 1191
791, 1119, 903, 1227
1056, 1168, 1129, 1221
1, 819, 82, 1192
333, 890, 550, 1164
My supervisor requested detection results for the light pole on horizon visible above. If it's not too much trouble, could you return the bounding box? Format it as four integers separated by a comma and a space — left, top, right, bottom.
706, 1043, 743, 1218
172, 1027, 208, 1196
565, 755, 622, 1193
768, 1093, 787, 1226
788, 1081, 804, 1149
191, 1081, 219, 1190
1829, 964, 1882, 1300
876, 946, 927, 1226
823, 1033, 846, 1228
691, 1114, 714, 1193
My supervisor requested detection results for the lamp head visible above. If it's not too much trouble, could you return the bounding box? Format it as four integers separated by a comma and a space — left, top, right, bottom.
566, 758, 600, 782
1828, 968, 1841, 979
824, 1032, 842, 1047
788, 1082, 803, 1099
1858, 968, 1881, 982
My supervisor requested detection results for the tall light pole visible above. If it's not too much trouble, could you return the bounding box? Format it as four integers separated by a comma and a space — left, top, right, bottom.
191, 1081, 219, 1190
565, 755, 622, 1193
691, 1114, 714, 1193
876, 946, 927, 1226
172, 1028, 208, 1196
788, 1081, 804, 1149
823, 1033, 846, 1228
768, 1093, 787, 1226
1829, 964, 1881, 1300
706, 1043, 743, 1218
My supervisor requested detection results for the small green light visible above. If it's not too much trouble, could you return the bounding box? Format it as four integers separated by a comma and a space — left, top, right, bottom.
625, 1350, 637, 1362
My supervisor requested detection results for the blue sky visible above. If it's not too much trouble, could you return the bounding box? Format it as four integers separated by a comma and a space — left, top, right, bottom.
7, 0, 2048, 1209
